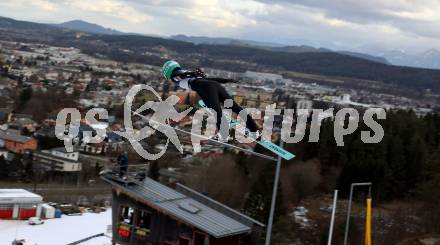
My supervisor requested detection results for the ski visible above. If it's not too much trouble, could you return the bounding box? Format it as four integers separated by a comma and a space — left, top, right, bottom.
132, 110, 278, 162
198, 100, 295, 160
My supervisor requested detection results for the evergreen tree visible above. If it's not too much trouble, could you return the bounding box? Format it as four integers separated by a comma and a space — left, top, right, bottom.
418, 146, 440, 203
423, 145, 440, 180
148, 161, 160, 181
405, 135, 428, 190
304, 108, 440, 201
16, 87, 33, 111
0, 156, 9, 179
385, 135, 406, 196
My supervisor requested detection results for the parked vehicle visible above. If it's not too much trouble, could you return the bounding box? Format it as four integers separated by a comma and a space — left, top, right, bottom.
28, 217, 44, 225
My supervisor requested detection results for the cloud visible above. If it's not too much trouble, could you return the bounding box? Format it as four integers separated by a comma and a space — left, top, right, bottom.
0, 0, 439, 53
66, 0, 152, 23
0, 0, 57, 12
253, 0, 440, 39
184, 0, 265, 28
31, 0, 57, 11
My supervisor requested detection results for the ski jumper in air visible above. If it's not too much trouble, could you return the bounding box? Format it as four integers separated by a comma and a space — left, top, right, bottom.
160, 60, 260, 135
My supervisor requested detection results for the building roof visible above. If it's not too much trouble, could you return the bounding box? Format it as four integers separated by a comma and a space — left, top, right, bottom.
0, 189, 43, 204
102, 175, 257, 238
51, 147, 71, 153
0, 130, 34, 143
34, 150, 79, 163
176, 184, 265, 228
13, 117, 37, 126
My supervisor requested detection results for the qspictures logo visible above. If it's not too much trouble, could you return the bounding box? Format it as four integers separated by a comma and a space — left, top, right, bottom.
55, 85, 386, 160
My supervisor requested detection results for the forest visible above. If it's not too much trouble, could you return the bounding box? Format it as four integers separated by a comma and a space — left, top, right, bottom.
231, 109, 440, 243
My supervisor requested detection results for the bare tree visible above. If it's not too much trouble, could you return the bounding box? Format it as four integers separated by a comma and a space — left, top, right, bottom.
183, 154, 250, 208
281, 160, 322, 204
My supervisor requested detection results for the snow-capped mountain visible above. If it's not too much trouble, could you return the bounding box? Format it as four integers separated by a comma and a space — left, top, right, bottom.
381, 49, 440, 70
417, 49, 440, 69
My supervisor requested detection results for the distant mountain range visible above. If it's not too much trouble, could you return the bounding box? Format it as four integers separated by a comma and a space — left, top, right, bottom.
170, 34, 283, 47
1, 16, 440, 92
170, 35, 389, 64
54, 20, 123, 35
168, 35, 440, 69
43, 20, 393, 65
42, 19, 439, 70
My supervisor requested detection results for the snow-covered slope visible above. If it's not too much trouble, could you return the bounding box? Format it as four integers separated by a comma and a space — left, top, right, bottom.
0, 209, 112, 245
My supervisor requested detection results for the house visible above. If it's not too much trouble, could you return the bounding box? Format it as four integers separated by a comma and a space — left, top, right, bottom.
0, 130, 38, 153
0, 108, 12, 123
33, 147, 82, 172
101, 173, 264, 245
0, 189, 43, 220
8, 117, 38, 134
74, 125, 126, 155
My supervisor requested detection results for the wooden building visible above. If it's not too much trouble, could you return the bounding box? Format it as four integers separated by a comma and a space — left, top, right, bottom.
102, 174, 264, 245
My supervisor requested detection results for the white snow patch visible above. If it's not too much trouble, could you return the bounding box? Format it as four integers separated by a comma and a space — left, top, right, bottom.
0, 209, 112, 245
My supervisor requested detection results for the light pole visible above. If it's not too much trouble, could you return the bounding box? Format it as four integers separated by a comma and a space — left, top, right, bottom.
327, 190, 338, 245
264, 140, 284, 245
343, 182, 372, 245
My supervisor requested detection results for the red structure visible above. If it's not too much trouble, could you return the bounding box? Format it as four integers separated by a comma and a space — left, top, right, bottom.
0, 189, 42, 220
0, 131, 38, 154
18, 207, 37, 219
0, 208, 13, 219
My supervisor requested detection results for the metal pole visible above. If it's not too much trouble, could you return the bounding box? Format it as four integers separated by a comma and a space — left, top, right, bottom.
343, 184, 354, 245
264, 140, 284, 245
343, 182, 372, 245
327, 190, 338, 245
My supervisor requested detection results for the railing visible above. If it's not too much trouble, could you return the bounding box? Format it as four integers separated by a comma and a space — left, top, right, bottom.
66, 233, 105, 245
101, 163, 150, 184
107, 163, 149, 175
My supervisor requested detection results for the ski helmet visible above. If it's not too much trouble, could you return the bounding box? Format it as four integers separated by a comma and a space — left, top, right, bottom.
161, 60, 180, 79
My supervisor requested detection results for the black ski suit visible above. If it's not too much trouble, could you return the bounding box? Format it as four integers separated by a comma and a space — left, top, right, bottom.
170, 69, 259, 132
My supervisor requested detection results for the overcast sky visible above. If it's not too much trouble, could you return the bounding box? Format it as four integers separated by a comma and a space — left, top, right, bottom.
1, 0, 439, 54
